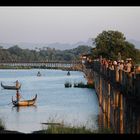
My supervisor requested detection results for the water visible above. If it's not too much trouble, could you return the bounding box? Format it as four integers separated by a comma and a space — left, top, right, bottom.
0, 69, 99, 133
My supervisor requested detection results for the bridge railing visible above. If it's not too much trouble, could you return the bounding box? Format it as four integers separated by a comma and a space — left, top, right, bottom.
0, 60, 81, 64
0, 60, 82, 71
85, 60, 140, 99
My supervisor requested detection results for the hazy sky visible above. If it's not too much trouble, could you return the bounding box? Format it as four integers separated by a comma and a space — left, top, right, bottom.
0, 7, 140, 44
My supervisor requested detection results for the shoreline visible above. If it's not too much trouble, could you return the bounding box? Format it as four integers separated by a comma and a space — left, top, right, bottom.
0, 130, 25, 134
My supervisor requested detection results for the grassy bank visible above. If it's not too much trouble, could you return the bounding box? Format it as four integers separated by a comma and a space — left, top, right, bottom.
41, 125, 93, 134
0, 118, 113, 134
33, 125, 113, 134
33, 121, 113, 134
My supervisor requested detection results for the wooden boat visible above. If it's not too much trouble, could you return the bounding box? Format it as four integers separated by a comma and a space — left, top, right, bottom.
12, 94, 37, 106
64, 82, 72, 88
1, 82, 21, 90
37, 71, 41, 77
67, 71, 70, 76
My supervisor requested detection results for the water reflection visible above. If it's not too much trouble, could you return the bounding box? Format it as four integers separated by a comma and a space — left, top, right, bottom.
12, 105, 37, 112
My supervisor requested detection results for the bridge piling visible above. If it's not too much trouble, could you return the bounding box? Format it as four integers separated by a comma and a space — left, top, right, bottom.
82, 60, 140, 133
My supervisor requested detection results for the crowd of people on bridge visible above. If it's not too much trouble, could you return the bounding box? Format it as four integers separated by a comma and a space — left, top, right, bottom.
100, 58, 134, 73
82, 54, 140, 75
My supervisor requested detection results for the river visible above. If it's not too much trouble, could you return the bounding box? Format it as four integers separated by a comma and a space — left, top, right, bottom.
0, 69, 99, 133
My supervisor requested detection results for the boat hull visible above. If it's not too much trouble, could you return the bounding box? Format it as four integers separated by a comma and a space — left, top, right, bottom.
12, 94, 37, 106
1, 82, 21, 90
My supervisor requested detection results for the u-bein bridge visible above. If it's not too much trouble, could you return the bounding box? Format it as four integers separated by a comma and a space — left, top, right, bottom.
0, 60, 82, 71
82, 59, 140, 133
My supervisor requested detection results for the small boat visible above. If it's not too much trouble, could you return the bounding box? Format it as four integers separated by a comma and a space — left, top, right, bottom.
12, 94, 37, 106
37, 71, 41, 77
1, 82, 21, 90
64, 82, 72, 88
67, 71, 70, 76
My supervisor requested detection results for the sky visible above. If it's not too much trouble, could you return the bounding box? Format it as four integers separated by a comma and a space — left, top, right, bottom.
0, 7, 140, 44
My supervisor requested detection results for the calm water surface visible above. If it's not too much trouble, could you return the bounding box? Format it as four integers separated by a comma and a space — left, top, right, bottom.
0, 69, 99, 133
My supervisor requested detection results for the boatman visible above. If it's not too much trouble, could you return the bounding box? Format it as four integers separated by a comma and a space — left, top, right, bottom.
16, 80, 20, 89
16, 90, 21, 102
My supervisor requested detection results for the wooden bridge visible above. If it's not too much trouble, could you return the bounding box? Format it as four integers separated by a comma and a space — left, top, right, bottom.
0, 60, 82, 70
82, 59, 140, 133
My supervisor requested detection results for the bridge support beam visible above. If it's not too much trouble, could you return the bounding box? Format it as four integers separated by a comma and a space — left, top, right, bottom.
99, 76, 102, 107
119, 94, 124, 134
107, 83, 111, 128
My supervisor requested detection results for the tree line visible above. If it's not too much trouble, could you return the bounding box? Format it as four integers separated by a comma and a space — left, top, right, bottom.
0, 45, 91, 62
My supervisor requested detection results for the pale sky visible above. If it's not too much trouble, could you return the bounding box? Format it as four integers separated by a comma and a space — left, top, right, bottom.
0, 7, 140, 44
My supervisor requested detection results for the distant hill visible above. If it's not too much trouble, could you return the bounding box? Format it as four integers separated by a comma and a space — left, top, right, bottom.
0, 38, 93, 50
1, 38, 139, 50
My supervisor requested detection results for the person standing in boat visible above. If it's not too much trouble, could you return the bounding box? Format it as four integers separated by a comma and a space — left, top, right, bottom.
16, 90, 21, 102
16, 80, 20, 89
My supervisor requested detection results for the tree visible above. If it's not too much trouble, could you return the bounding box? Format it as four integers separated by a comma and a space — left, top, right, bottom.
92, 30, 140, 63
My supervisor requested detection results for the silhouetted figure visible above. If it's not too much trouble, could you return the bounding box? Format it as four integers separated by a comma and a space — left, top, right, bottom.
15, 80, 20, 89
67, 71, 70, 76
16, 90, 21, 102
37, 71, 41, 76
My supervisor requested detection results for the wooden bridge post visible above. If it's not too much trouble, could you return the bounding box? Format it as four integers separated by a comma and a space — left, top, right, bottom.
135, 74, 140, 98
98, 109, 103, 131
102, 80, 107, 114
103, 109, 107, 129
107, 83, 111, 128
116, 69, 119, 82
103, 97, 106, 113
119, 94, 124, 134
99, 76, 102, 106
115, 91, 119, 108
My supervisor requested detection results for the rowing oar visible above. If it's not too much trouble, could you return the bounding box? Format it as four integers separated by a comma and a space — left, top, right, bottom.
20, 95, 25, 99
7, 102, 12, 105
